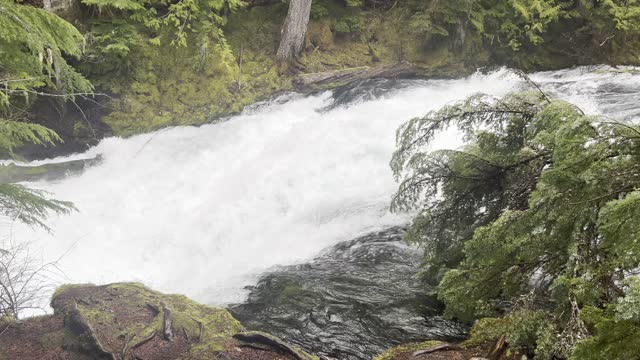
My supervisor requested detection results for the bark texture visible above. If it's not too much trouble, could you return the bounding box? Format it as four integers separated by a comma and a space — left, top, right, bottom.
276, 0, 313, 64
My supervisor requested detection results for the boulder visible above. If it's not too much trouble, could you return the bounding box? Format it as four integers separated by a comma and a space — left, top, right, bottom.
0, 282, 319, 360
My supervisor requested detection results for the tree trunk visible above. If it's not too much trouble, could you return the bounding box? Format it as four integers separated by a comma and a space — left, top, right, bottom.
276, 0, 312, 65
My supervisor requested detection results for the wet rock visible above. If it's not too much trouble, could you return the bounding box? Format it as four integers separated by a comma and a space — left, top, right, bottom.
229, 227, 467, 360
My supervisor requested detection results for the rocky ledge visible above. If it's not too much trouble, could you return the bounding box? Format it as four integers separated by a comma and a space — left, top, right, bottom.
0, 283, 318, 360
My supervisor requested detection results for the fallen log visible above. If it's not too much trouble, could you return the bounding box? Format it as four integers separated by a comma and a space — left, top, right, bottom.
294, 62, 419, 92
0, 154, 103, 184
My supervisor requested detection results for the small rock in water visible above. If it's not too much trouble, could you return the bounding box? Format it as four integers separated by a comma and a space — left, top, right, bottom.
229, 227, 467, 360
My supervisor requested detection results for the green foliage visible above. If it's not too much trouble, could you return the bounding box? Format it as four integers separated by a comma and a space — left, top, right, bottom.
77, 0, 292, 135
404, 0, 640, 62
391, 91, 547, 277
0, 117, 74, 229
0, 0, 78, 230
466, 308, 556, 357
0, 184, 74, 230
334, 13, 365, 34
79, 0, 243, 80
392, 86, 640, 358
571, 278, 640, 359
81, 0, 244, 48
0, 0, 92, 112
406, 0, 569, 50
408, 0, 482, 39
310, 1, 329, 19
0, 120, 61, 154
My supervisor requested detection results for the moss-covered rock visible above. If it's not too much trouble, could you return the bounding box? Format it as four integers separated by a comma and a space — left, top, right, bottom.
0, 282, 318, 360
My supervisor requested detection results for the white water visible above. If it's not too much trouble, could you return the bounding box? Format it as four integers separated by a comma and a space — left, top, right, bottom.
10, 66, 640, 307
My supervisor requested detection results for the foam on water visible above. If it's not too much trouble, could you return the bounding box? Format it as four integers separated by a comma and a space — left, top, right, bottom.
10, 67, 640, 306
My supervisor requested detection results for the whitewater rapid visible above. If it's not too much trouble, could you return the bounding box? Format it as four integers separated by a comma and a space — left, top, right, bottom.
10, 66, 640, 307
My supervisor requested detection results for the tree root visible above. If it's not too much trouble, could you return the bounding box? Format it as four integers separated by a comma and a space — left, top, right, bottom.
162, 303, 174, 341
412, 343, 462, 357
67, 302, 116, 360
233, 332, 304, 360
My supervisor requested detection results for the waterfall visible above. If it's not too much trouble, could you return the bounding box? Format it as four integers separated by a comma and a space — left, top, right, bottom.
10, 66, 640, 306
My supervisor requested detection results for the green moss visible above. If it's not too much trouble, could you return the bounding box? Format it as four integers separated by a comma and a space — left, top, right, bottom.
83, 5, 291, 137
51, 284, 94, 305
373, 340, 444, 360
76, 303, 114, 326
52, 282, 245, 359
75, 0, 491, 138
69, 0, 638, 139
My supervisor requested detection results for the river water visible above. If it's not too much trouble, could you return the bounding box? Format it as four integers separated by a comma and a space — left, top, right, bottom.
9, 66, 640, 311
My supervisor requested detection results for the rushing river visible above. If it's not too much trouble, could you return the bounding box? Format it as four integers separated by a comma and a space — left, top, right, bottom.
9, 66, 640, 309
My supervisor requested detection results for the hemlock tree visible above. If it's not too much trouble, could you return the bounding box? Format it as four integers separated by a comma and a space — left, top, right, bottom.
0, 0, 79, 320
391, 90, 640, 358
0, 0, 78, 229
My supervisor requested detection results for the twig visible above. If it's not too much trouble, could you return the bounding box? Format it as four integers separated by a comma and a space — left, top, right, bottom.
0, 321, 11, 337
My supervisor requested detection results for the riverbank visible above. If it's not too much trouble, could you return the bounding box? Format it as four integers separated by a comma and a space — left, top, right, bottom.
16, 0, 640, 160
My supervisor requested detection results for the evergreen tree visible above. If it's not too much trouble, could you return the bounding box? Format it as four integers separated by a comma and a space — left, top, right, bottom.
0, 0, 93, 110
392, 87, 640, 358
80, 0, 244, 54
406, 0, 640, 58
0, 0, 78, 230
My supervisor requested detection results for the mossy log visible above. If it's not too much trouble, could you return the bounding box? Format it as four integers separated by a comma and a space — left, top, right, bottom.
293, 62, 420, 91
